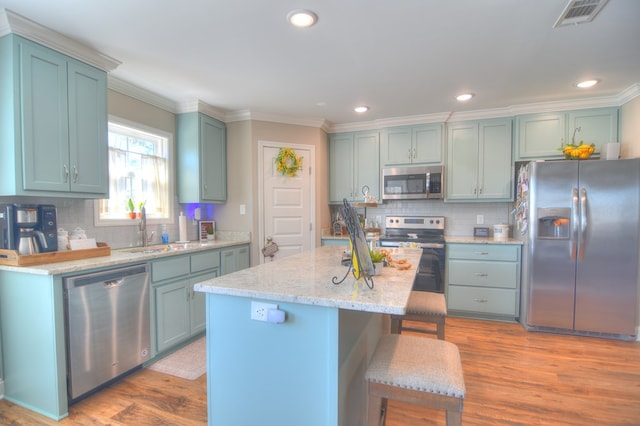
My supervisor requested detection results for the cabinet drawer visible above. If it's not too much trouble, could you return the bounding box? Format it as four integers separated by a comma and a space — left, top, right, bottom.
448, 244, 519, 261
448, 260, 518, 289
151, 256, 190, 282
191, 250, 220, 274
448, 285, 517, 316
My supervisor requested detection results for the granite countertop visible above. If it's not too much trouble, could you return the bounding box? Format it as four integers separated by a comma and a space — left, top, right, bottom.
194, 245, 421, 315
445, 236, 523, 245
0, 237, 250, 276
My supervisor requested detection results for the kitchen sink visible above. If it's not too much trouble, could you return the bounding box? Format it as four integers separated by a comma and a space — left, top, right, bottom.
120, 242, 210, 254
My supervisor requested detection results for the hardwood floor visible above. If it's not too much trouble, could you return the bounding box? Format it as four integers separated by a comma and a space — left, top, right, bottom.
0, 317, 638, 425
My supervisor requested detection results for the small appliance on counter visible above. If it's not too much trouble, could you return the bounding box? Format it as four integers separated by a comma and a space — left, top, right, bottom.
0, 204, 58, 255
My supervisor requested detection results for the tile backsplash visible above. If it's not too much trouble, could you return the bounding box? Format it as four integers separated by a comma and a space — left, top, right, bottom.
0, 196, 203, 249
330, 200, 514, 237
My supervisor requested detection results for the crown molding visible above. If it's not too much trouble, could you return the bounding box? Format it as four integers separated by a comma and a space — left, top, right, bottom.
226, 109, 330, 131
175, 100, 228, 122
108, 76, 177, 112
0, 8, 120, 72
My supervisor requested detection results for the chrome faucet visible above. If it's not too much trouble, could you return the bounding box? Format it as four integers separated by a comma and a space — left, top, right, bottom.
139, 206, 155, 246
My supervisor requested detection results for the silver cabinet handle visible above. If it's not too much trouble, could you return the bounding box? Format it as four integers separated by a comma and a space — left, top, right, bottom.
474, 251, 489, 255
73, 165, 79, 183
64, 165, 69, 183
473, 298, 488, 303
474, 272, 489, 277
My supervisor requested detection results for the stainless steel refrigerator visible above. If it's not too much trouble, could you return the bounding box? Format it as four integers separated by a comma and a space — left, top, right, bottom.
524, 158, 640, 339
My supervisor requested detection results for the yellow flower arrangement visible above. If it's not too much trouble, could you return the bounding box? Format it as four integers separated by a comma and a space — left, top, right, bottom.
275, 147, 303, 177
558, 141, 595, 160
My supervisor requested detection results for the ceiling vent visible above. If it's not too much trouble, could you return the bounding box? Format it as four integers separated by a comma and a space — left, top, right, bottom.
553, 0, 610, 27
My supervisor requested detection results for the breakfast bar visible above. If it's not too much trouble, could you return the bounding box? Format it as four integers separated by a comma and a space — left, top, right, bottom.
194, 245, 421, 426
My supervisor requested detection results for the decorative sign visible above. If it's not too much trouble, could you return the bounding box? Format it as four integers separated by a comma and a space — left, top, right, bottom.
262, 237, 279, 258
199, 221, 215, 242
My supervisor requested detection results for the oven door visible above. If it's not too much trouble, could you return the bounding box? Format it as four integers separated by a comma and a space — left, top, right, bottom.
414, 246, 445, 293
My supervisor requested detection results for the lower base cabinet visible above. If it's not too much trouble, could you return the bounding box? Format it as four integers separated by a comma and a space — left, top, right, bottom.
446, 243, 521, 321
152, 245, 250, 356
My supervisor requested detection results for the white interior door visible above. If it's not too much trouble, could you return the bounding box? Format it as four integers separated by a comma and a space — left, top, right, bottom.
259, 142, 314, 263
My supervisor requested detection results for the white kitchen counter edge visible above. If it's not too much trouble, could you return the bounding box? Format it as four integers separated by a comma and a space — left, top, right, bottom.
446, 236, 523, 245
194, 246, 422, 315
0, 238, 250, 275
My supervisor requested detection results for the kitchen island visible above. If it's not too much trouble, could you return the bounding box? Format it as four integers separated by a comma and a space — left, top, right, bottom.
194, 245, 421, 426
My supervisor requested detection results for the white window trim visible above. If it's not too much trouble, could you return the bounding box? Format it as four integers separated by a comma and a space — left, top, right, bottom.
94, 115, 175, 227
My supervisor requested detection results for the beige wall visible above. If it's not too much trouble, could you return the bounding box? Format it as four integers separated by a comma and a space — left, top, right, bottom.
621, 95, 640, 159
214, 120, 329, 264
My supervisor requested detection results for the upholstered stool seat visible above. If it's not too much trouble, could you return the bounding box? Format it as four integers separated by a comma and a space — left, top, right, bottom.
391, 291, 447, 339
366, 334, 465, 426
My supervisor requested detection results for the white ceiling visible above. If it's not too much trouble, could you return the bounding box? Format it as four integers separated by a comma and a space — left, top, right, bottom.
1, 0, 639, 129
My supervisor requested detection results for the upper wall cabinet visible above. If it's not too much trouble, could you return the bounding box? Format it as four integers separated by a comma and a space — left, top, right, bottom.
446, 118, 513, 202
380, 123, 443, 166
0, 35, 108, 198
515, 107, 619, 160
329, 131, 380, 203
177, 112, 227, 203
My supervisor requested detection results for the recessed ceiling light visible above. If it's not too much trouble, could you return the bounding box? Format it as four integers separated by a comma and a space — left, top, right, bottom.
287, 10, 318, 28
456, 93, 474, 102
354, 106, 369, 113
576, 79, 599, 89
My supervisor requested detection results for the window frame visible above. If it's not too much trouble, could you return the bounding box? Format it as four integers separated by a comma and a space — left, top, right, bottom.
94, 115, 175, 227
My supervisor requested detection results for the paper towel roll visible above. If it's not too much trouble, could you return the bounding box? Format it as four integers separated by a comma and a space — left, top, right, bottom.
178, 213, 188, 242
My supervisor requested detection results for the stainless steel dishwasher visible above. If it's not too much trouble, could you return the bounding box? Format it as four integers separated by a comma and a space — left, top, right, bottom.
64, 263, 150, 402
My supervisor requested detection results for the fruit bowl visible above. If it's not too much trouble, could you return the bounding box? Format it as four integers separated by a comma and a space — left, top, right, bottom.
559, 142, 595, 160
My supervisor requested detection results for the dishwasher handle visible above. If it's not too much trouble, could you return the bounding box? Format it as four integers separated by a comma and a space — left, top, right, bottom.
64, 264, 148, 289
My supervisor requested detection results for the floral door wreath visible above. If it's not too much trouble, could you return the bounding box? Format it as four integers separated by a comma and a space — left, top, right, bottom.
275, 147, 303, 177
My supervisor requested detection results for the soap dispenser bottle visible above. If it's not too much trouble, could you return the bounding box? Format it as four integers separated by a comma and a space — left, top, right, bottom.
161, 224, 169, 244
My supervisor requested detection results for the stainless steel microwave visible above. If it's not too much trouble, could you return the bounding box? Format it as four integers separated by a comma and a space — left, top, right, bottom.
382, 165, 444, 200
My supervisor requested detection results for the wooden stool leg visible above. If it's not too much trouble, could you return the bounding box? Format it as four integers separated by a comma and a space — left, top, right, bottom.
367, 388, 383, 426
437, 317, 445, 340
446, 409, 462, 426
390, 317, 402, 334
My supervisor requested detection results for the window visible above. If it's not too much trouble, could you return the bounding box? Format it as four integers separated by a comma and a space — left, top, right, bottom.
96, 117, 173, 225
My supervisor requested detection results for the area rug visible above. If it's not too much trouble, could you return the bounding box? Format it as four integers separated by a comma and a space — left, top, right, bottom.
148, 337, 206, 380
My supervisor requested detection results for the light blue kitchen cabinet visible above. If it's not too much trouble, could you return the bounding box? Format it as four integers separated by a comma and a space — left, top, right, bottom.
177, 112, 227, 203
328, 131, 380, 203
446, 118, 513, 201
380, 123, 443, 166
220, 244, 250, 275
152, 250, 221, 354
446, 243, 521, 321
0, 34, 108, 198
515, 107, 618, 160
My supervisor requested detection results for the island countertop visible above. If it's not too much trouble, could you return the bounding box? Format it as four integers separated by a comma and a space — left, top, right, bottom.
194, 245, 421, 315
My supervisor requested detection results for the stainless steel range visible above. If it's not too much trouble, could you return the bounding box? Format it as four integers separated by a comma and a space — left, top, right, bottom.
379, 216, 445, 293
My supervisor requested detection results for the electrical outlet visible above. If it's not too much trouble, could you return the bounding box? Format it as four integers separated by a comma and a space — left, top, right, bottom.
476, 215, 484, 225
251, 301, 277, 322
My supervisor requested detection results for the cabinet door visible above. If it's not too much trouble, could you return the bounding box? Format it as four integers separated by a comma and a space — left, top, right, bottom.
446, 122, 478, 200
478, 119, 512, 200
568, 108, 618, 152
190, 271, 218, 335
155, 280, 190, 353
19, 39, 70, 192
413, 124, 443, 164
380, 127, 413, 166
354, 131, 380, 201
67, 60, 108, 195
220, 247, 236, 275
329, 133, 354, 202
200, 114, 227, 202
235, 245, 250, 271
516, 113, 566, 160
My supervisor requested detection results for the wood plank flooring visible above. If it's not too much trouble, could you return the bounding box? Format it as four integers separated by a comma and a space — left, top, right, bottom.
0, 317, 638, 425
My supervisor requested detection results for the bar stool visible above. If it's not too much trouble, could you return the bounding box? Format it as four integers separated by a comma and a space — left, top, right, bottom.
366, 334, 465, 426
391, 291, 447, 339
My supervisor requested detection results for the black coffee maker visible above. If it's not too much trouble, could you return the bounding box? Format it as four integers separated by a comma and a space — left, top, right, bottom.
0, 204, 58, 255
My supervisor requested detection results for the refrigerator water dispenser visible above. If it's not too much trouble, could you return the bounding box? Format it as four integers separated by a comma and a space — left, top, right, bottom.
537, 208, 570, 239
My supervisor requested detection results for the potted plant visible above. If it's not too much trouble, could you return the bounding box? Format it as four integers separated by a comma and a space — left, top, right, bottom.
137, 200, 146, 218
370, 250, 386, 275
126, 197, 136, 219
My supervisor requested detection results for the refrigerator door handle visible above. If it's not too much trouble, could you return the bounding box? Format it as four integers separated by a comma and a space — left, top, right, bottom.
578, 188, 588, 261
571, 188, 579, 260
